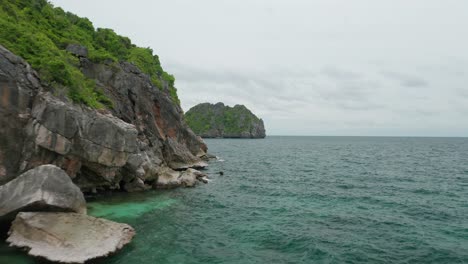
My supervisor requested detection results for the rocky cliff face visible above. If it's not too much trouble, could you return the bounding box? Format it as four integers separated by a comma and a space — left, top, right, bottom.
0, 45, 207, 192
185, 102, 266, 138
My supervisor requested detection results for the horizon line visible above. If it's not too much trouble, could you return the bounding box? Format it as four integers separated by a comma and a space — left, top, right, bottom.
265, 135, 468, 138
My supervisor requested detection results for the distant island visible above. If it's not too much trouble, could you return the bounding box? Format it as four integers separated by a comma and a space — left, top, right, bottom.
185, 103, 266, 138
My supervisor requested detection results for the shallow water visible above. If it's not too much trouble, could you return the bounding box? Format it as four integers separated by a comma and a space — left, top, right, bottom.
1, 136, 468, 263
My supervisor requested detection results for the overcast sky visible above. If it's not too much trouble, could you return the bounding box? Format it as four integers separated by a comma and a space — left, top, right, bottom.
51, 0, 468, 136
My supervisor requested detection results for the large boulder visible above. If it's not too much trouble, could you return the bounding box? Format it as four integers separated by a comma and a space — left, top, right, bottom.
0, 165, 86, 219
179, 168, 206, 187
7, 212, 135, 263
164, 138, 208, 170
155, 167, 181, 188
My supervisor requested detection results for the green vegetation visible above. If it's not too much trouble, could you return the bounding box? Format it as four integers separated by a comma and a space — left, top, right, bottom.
185, 106, 217, 134
0, 0, 179, 107
185, 103, 262, 136
223, 106, 258, 134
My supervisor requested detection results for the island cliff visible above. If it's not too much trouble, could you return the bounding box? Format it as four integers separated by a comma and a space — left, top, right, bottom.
185, 102, 266, 138
0, 0, 210, 262
0, 44, 208, 192
0, 0, 208, 191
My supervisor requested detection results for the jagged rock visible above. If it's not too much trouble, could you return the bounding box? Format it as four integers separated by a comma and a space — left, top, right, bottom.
155, 167, 207, 188
0, 165, 86, 220
199, 176, 209, 184
200, 153, 217, 161
155, 167, 181, 188
181, 168, 209, 186
124, 177, 150, 192
185, 102, 266, 138
66, 44, 88, 58
7, 212, 135, 264
179, 168, 200, 187
169, 160, 208, 171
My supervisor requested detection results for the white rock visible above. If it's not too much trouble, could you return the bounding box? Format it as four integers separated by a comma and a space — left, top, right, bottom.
7, 212, 135, 264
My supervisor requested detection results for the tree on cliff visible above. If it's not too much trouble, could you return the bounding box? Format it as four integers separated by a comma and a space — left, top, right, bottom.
0, 0, 179, 107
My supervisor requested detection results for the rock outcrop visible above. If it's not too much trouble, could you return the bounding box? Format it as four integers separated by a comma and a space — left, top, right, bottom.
65, 44, 88, 58
185, 102, 266, 138
0, 44, 207, 191
7, 212, 135, 263
0, 165, 86, 220
155, 167, 208, 188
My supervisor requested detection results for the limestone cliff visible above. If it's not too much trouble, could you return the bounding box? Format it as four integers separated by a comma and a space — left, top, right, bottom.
0, 1, 209, 261
0, 44, 207, 192
185, 102, 266, 138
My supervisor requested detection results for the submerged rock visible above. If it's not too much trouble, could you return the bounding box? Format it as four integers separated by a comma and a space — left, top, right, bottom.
169, 160, 208, 171
0, 165, 86, 220
7, 212, 135, 264
200, 153, 217, 161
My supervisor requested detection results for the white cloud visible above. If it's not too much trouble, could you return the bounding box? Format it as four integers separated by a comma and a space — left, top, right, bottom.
51, 0, 468, 136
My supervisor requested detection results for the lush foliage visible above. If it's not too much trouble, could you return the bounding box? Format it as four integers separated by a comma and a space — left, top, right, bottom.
0, 0, 179, 107
185, 103, 261, 135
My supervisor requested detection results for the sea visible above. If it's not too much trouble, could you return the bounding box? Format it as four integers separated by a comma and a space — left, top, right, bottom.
1, 136, 468, 264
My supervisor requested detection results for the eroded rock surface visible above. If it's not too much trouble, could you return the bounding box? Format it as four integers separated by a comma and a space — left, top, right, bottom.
0, 165, 86, 220
155, 167, 207, 188
0, 45, 39, 184
7, 212, 135, 264
0, 44, 208, 191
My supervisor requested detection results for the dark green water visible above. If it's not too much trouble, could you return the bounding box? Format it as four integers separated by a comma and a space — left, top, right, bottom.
2, 136, 468, 263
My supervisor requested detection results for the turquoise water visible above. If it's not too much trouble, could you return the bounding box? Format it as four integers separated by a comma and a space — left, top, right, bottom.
2, 136, 468, 263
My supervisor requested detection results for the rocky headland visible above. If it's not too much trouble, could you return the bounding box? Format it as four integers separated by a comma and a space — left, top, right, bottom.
0, 42, 211, 261
185, 102, 266, 138
0, 0, 212, 262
